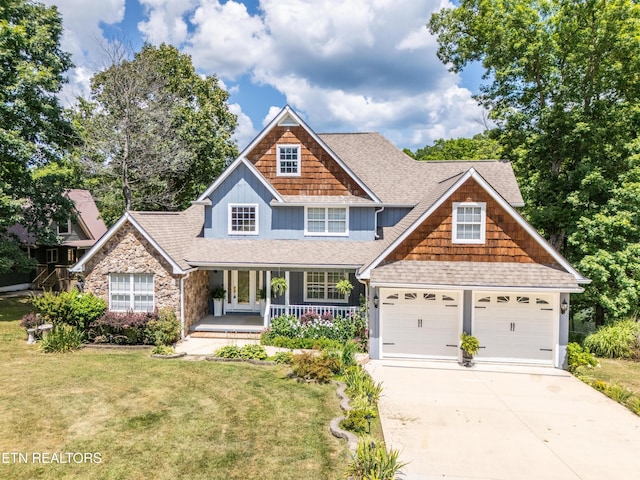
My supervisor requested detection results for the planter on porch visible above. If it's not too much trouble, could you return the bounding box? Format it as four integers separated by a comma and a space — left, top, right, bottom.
211, 286, 226, 317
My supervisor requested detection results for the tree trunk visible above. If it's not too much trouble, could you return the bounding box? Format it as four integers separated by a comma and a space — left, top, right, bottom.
595, 304, 605, 327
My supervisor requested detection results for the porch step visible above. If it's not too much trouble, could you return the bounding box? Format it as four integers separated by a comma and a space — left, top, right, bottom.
189, 331, 262, 340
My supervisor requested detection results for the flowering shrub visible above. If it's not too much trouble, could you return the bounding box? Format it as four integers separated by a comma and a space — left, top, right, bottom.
262, 312, 367, 350
31, 290, 106, 330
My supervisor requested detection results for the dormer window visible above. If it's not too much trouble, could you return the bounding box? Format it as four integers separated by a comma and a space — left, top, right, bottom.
452, 202, 486, 244
277, 144, 301, 176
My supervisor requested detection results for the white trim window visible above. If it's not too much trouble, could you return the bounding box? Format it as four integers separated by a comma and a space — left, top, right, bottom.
57, 220, 71, 235
304, 207, 348, 236
277, 144, 301, 176
452, 202, 486, 244
304, 271, 348, 303
228, 204, 258, 235
109, 273, 154, 312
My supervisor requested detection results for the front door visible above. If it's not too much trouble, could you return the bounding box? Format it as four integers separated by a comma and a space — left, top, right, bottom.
225, 270, 260, 312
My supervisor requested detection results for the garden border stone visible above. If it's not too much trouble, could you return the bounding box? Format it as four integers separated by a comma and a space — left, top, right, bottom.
330, 381, 358, 452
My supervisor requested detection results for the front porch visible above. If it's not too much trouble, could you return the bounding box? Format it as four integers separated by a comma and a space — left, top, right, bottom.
190, 314, 264, 334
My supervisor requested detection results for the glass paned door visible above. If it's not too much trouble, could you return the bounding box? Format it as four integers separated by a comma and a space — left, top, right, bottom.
225, 270, 259, 312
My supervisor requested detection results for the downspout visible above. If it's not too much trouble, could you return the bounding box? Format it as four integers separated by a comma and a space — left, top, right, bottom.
374, 206, 385, 239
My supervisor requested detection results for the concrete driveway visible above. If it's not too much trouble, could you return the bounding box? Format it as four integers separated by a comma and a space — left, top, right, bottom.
365, 360, 640, 480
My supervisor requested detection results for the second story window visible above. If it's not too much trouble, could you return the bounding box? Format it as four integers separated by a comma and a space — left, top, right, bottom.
277, 144, 301, 176
305, 207, 348, 236
57, 220, 71, 235
229, 204, 258, 235
452, 202, 486, 244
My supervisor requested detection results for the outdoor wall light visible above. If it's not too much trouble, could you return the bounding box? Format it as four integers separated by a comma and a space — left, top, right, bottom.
373, 295, 379, 308
560, 298, 569, 314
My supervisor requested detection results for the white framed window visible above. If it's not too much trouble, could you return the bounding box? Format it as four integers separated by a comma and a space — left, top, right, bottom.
304, 207, 348, 236
304, 271, 348, 303
57, 220, 71, 235
46, 248, 58, 264
109, 273, 154, 312
452, 202, 486, 244
228, 204, 258, 235
277, 144, 301, 176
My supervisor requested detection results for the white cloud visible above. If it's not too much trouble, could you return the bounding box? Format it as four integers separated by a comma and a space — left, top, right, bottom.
229, 103, 258, 151
137, 0, 198, 45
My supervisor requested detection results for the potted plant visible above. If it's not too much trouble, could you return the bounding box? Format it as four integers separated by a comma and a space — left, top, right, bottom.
258, 287, 268, 316
336, 278, 354, 297
271, 277, 287, 297
460, 332, 480, 367
211, 286, 226, 317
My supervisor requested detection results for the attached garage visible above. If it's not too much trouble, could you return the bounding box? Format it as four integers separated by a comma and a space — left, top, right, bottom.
380, 289, 461, 359
473, 292, 557, 365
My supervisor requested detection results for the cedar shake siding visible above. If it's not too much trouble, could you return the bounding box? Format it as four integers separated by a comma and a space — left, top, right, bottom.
247, 126, 369, 197
388, 178, 558, 265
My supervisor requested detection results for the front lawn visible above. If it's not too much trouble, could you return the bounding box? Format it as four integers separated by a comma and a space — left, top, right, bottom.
576, 358, 640, 415
0, 296, 348, 479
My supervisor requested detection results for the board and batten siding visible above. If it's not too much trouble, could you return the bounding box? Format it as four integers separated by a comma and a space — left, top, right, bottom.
204, 162, 275, 239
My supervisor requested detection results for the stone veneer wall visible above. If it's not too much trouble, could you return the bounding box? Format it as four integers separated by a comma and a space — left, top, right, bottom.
83, 222, 181, 316
183, 269, 209, 332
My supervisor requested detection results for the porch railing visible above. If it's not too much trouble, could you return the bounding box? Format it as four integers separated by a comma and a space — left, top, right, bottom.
269, 304, 360, 320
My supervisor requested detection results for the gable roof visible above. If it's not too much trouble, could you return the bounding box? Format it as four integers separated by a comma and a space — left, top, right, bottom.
319, 132, 524, 206
358, 167, 588, 284
197, 106, 381, 204
70, 205, 203, 275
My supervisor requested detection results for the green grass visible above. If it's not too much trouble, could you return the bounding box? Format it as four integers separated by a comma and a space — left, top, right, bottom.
0, 296, 348, 479
576, 358, 640, 415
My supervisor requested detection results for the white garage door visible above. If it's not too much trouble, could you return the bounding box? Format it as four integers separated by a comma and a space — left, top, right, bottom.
381, 289, 460, 358
473, 293, 555, 364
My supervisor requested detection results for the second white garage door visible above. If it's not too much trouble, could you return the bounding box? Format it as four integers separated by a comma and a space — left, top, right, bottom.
381, 289, 460, 358
473, 293, 555, 364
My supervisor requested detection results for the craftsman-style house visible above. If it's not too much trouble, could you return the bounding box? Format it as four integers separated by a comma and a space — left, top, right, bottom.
71, 106, 588, 368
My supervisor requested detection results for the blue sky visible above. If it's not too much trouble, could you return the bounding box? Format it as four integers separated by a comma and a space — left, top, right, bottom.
45, 0, 487, 151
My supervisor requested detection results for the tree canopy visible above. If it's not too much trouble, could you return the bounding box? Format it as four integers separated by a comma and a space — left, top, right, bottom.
429, 0, 640, 324
77, 43, 238, 225
405, 132, 502, 161
0, 0, 78, 274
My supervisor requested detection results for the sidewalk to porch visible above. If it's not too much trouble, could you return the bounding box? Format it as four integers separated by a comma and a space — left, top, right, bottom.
189, 314, 265, 333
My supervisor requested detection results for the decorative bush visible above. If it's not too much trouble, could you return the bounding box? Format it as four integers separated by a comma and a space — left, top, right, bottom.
31, 290, 106, 330
152, 345, 176, 356
262, 335, 344, 351
291, 351, 342, 383
341, 340, 359, 368
89, 310, 158, 345
566, 342, 599, 372
272, 351, 293, 364
584, 319, 640, 358
239, 344, 268, 360
339, 408, 370, 434
344, 366, 383, 403
262, 313, 367, 347
145, 308, 180, 346
213, 345, 242, 358
344, 437, 407, 480
39, 325, 85, 353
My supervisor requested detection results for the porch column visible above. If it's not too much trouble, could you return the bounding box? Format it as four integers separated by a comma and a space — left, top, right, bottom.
558, 292, 570, 369
285, 270, 290, 315
264, 270, 271, 327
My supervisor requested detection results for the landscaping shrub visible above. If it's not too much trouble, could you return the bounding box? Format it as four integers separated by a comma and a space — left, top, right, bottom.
344, 366, 383, 403
262, 335, 343, 351
344, 437, 407, 480
566, 342, 599, 372
152, 345, 176, 356
89, 310, 158, 345
291, 351, 342, 383
272, 351, 293, 364
584, 319, 640, 358
239, 344, 268, 360
31, 290, 106, 330
341, 340, 359, 368
339, 408, 369, 434
262, 313, 367, 346
39, 325, 85, 353
212, 345, 242, 358
145, 308, 180, 346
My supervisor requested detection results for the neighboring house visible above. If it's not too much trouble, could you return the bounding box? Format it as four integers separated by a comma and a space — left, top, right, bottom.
71, 106, 589, 368
0, 189, 107, 292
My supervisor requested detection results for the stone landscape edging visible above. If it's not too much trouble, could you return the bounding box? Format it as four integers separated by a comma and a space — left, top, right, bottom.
330, 381, 359, 452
